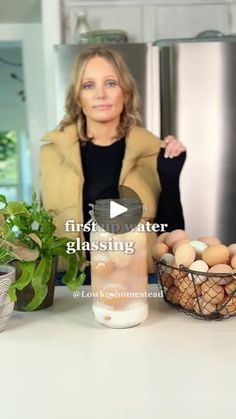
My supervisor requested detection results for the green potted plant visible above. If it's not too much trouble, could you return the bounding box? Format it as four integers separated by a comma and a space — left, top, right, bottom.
0, 192, 86, 311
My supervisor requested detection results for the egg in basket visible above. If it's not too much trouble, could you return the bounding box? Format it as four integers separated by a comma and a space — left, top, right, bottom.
152, 230, 236, 320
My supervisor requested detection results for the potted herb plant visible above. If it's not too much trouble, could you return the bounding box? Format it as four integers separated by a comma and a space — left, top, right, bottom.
0, 193, 86, 311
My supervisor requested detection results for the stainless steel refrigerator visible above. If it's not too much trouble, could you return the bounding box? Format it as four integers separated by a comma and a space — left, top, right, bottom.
54, 40, 236, 244
155, 36, 236, 244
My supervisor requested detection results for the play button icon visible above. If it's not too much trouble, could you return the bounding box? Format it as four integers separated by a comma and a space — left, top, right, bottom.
110, 201, 128, 219
93, 185, 143, 234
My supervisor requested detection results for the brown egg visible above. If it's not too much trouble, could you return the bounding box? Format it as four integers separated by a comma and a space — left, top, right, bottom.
225, 279, 236, 295
208, 264, 233, 285
165, 229, 189, 250
161, 274, 174, 288
194, 297, 217, 315
231, 254, 236, 269
197, 236, 221, 246
128, 273, 148, 294
129, 253, 147, 277
179, 290, 194, 310
152, 242, 169, 260
201, 280, 225, 305
172, 263, 188, 282
202, 245, 229, 266
127, 231, 146, 251
166, 286, 181, 305
173, 275, 183, 287
108, 268, 132, 287
103, 315, 112, 321
108, 250, 132, 268
100, 284, 128, 307
219, 296, 236, 316
156, 232, 170, 244
175, 243, 196, 268
172, 238, 190, 254
228, 243, 236, 258
177, 276, 201, 296
91, 260, 114, 277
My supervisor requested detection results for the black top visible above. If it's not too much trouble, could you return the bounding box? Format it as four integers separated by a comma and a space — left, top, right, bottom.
80, 138, 186, 239
155, 148, 186, 231
80, 137, 126, 227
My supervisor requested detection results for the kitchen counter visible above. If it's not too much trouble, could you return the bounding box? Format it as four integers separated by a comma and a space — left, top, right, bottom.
1, 284, 236, 419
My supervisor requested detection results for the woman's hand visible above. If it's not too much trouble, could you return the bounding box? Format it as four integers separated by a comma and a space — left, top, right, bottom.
162, 135, 186, 158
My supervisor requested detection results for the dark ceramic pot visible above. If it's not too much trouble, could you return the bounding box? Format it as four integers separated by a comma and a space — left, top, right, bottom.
12, 257, 58, 311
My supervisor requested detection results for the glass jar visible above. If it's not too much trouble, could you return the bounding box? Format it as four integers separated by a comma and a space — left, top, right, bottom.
74, 11, 90, 44
90, 199, 148, 328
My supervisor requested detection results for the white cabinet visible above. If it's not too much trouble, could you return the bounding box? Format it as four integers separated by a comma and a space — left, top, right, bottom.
63, 4, 144, 43
229, 4, 236, 33
62, 1, 233, 43
151, 4, 230, 40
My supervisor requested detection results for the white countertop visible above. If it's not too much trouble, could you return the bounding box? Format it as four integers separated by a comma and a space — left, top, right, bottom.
1, 284, 236, 419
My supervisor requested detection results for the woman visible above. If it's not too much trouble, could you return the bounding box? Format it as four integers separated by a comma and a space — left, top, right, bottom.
40, 45, 186, 275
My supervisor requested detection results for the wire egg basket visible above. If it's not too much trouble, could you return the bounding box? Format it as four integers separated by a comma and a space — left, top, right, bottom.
154, 259, 236, 320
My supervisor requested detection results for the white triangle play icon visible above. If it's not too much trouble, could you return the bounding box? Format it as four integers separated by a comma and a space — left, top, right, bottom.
110, 201, 128, 219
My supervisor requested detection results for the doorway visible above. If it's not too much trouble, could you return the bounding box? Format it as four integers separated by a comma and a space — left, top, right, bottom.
0, 40, 31, 202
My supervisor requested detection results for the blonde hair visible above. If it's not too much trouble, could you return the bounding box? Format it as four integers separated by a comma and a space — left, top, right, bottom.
58, 45, 143, 141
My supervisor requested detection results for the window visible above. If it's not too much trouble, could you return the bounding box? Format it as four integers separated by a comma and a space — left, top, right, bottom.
0, 130, 18, 201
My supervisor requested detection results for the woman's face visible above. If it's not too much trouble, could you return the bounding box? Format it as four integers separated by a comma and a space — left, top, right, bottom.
79, 56, 125, 125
